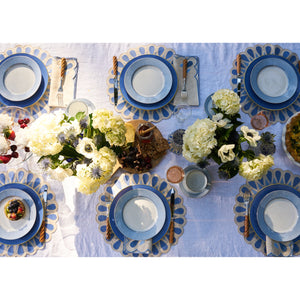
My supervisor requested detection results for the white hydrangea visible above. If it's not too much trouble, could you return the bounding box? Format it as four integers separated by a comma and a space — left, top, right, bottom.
239, 154, 274, 181
27, 113, 63, 156
182, 118, 217, 163
212, 89, 241, 115
48, 166, 73, 181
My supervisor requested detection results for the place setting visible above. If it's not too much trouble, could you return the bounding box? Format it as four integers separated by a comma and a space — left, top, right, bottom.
230, 43, 300, 125
106, 44, 200, 123
96, 172, 186, 257
234, 168, 300, 256
0, 45, 79, 119
0, 168, 58, 257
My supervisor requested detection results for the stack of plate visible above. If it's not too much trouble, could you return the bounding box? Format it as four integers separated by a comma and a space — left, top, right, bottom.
120, 54, 178, 110
0, 53, 48, 107
109, 185, 171, 243
250, 184, 300, 243
244, 55, 300, 110
0, 183, 44, 245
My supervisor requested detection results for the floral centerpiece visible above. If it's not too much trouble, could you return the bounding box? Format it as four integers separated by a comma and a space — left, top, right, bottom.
182, 89, 275, 181
24, 109, 129, 194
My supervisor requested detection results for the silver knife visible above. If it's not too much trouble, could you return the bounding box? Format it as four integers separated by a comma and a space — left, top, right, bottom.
236, 54, 242, 97
39, 186, 48, 243
113, 56, 118, 106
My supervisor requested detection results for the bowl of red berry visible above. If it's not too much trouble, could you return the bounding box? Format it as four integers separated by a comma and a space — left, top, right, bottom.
0, 106, 32, 166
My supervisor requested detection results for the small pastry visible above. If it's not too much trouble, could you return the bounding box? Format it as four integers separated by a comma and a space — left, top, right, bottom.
4, 199, 25, 221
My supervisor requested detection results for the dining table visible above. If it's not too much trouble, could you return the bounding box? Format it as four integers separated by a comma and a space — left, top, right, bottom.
1, 42, 300, 258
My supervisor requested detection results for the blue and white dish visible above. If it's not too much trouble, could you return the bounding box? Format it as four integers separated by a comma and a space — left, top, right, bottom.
250, 184, 300, 242
0, 55, 41, 102
109, 185, 171, 243
204, 93, 215, 118
0, 183, 43, 245
0, 188, 37, 240
124, 56, 172, 104
0, 54, 48, 108
244, 55, 300, 110
250, 57, 298, 104
120, 54, 178, 110
257, 190, 300, 242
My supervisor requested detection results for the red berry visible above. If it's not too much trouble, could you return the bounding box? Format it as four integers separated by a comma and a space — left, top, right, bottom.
10, 145, 17, 152
4, 129, 15, 141
20, 123, 27, 129
10, 213, 16, 220
0, 155, 12, 164
24, 118, 30, 124
24, 147, 30, 152
11, 152, 19, 158
18, 119, 24, 125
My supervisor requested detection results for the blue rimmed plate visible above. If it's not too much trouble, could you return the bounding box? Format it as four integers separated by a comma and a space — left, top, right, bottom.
0, 188, 37, 240
109, 185, 171, 243
0, 54, 48, 108
0, 183, 43, 245
257, 190, 300, 242
245, 55, 300, 110
0, 55, 41, 102
250, 57, 298, 104
250, 184, 300, 242
124, 56, 172, 104
120, 54, 178, 110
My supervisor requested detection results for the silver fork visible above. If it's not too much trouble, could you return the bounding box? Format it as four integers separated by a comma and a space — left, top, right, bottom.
57, 58, 67, 106
244, 190, 250, 238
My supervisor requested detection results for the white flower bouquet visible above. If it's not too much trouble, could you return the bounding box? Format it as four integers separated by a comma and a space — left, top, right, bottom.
26, 109, 128, 194
183, 89, 275, 181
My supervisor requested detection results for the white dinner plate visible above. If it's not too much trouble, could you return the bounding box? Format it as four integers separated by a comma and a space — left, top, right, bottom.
124, 56, 172, 104
0, 55, 42, 102
114, 186, 166, 240
0, 188, 37, 240
257, 190, 300, 242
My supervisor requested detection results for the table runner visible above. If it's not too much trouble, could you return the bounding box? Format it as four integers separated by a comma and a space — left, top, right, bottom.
0, 168, 58, 257
96, 172, 186, 257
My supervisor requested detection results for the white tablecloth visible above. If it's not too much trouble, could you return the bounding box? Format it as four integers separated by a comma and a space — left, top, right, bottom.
1, 42, 300, 257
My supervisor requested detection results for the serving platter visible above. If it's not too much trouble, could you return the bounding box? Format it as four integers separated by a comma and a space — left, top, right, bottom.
0, 54, 42, 102
244, 55, 300, 110
0, 188, 37, 240
249, 56, 298, 104
109, 185, 171, 244
124, 56, 173, 104
120, 54, 178, 110
0, 182, 43, 245
0, 53, 48, 108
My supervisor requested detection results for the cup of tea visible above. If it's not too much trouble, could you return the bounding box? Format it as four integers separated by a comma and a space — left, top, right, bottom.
250, 110, 275, 130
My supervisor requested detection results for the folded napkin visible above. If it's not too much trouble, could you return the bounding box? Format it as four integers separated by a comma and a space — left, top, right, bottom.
48, 56, 78, 108
172, 54, 200, 106
266, 236, 293, 257
123, 237, 152, 255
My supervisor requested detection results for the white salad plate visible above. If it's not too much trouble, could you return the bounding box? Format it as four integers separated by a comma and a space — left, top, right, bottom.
0, 188, 37, 240
257, 190, 300, 242
124, 56, 172, 104
0, 55, 42, 102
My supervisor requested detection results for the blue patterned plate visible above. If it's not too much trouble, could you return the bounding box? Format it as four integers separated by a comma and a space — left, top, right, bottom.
120, 54, 178, 110
0, 55, 41, 102
0, 188, 37, 240
124, 56, 172, 104
250, 57, 298, 104
257, 190, 300, 242
110, 185, 171, 243
245, 55, 300, 110
0, 54, 48, 108
250, 184, 300, 242
0, 183, 43, 245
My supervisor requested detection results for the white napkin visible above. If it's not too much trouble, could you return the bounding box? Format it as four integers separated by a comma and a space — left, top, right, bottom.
123, 237, 152, 255
48, 57, 78, 108
266, 236, 293, 257
172, 54, 200, 106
